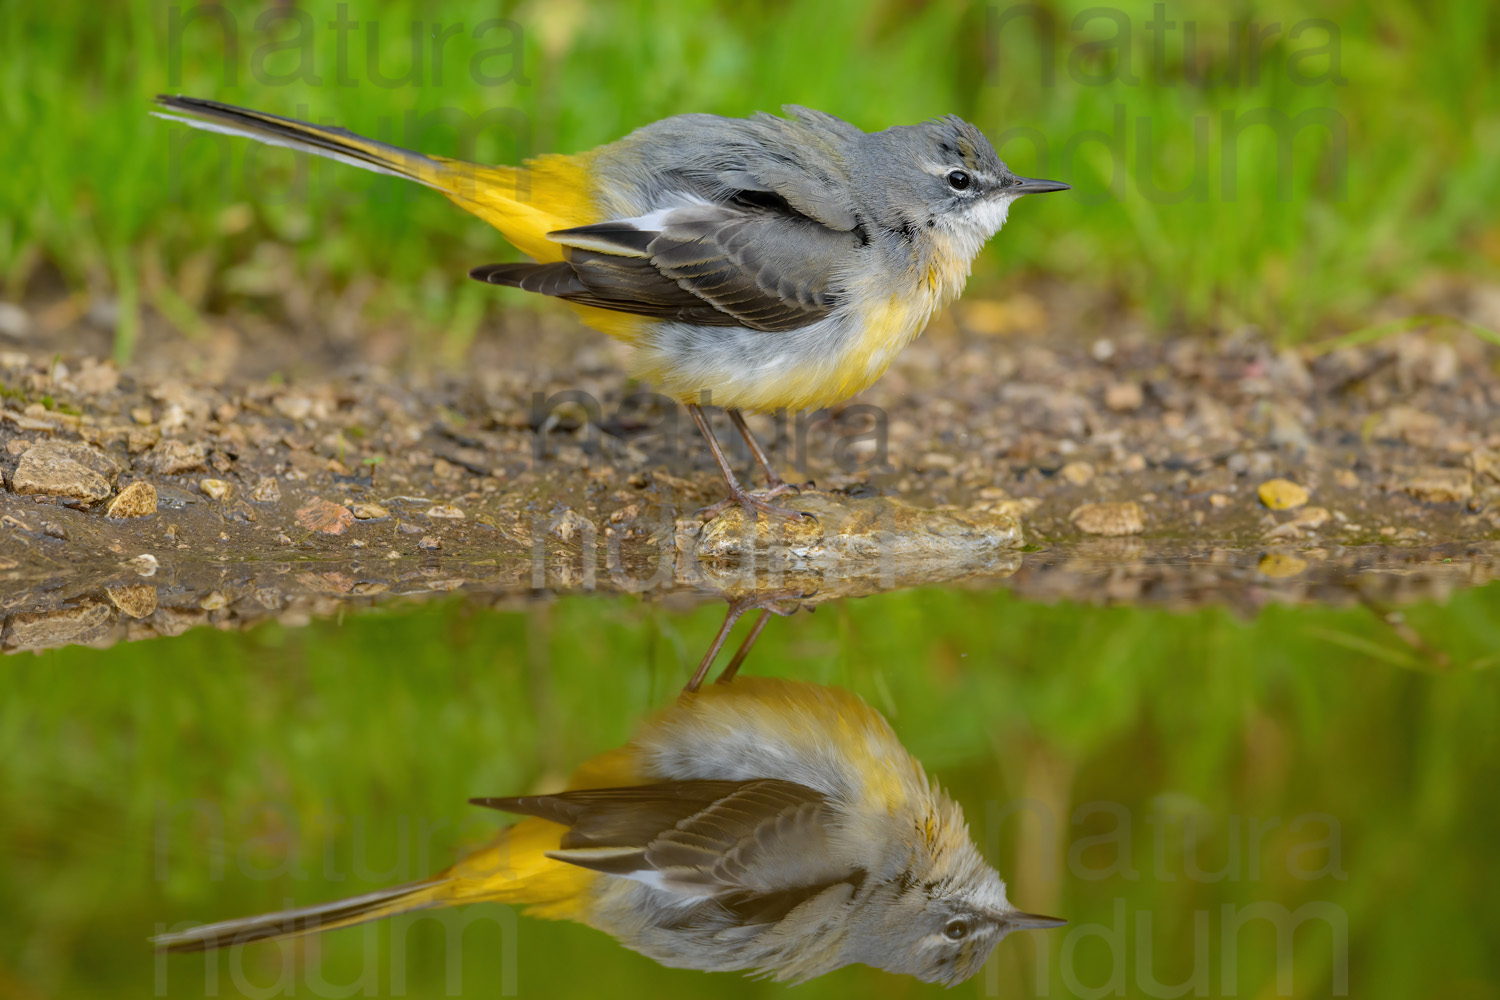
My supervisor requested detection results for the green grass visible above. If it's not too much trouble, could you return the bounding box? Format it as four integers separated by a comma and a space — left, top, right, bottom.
3, 585, 1499, 998
2, 0, 1498, 355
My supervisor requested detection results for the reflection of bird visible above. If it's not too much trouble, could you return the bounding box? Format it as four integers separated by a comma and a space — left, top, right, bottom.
156, 678, 1062, 984
153, 96, 1067, 520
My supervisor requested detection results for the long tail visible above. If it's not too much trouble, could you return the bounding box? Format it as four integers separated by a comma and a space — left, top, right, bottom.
152, 879, 449, 954
152, 95, 594, 262
153, 816, 600, 953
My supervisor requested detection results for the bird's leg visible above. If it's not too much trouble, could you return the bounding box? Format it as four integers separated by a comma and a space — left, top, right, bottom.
726, 408, 790, 491
715, 610, 773, 686
684, 599, 747, 693
728, 408, 817, 496
688, 404, 812, 522
683, 592, 809, 693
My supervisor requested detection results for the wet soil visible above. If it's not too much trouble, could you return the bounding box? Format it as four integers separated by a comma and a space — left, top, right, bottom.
2, 284, 1498, 651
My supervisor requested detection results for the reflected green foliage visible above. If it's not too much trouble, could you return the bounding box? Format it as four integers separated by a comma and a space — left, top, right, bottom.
4, 585, 1497, 997
2, 0, 1496, 345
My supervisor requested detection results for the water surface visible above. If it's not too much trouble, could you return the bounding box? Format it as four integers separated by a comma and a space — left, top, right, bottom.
5, 564, 1497, 997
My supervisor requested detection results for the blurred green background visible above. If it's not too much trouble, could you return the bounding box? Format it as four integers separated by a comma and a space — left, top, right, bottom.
4, 2, 1500, 998
2, 0, 1497, 359
4, 587, 1499, 998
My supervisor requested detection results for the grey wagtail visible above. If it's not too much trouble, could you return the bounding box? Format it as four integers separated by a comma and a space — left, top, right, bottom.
154, 98, 1069, 519
154, 676, 1064, 984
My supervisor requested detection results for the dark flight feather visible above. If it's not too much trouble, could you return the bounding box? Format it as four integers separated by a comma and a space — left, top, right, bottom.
471, 778, 856, 902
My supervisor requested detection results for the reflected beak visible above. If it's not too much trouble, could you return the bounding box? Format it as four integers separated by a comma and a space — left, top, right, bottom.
1004, 911, 1068, 930
1009, 177, 1071, 195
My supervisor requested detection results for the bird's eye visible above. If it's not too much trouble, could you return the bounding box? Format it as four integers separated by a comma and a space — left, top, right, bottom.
946, 170, 971, 191
944, 919, 969, 940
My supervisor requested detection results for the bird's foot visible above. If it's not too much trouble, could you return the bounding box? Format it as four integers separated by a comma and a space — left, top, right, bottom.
696, 482, 816, 523
685, 588, 819, 692
758, 472, 816, 495
732, 587, 815, 621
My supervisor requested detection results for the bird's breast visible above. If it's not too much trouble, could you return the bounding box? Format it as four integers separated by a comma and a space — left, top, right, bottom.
623, 252, 954, 412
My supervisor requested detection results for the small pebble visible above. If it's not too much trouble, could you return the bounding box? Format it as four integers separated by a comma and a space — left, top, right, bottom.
0, 301, 31, 338
1397, 468, 1473, 504
251, 477, 282, 503
106, 583, 157, 618
551, 509, 593, 542
106, 481, 158, 519
1104, 381, 1143, 412
1070, 501, 1145, 536
295, 497, 355, 535
1471, 449, 1499, 484
980, 496, 1042, 519
147, 439, 208, 475
1059, 461, 1095, 485
418, 535, 442, 550
1258, 478, 1309, 510
918, 452, 957, 472
199, 479, 230, 500
1258, 552, 1309, 578
127, 428, 160, 454
1290, 506, 1330, 530
425, 504, 465, 519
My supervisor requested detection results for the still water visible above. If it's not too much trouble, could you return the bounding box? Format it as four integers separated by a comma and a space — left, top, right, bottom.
5, 540, 1499, 998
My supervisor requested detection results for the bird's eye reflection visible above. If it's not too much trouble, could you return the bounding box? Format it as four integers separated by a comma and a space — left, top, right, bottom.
155, 600, 1063, 985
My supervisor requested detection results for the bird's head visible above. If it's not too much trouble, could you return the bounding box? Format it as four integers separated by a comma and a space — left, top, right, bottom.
856, 115, 1069, 260
851, 797, 1066, 986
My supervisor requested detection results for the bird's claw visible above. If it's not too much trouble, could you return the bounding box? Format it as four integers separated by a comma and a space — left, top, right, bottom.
695, 485, 814, 523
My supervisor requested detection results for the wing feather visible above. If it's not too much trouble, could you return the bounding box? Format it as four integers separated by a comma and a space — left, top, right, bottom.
471, 778, 856, 902
471, 200, 860, 333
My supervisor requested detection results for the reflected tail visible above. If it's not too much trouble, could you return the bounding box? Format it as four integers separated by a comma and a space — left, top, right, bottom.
153, 878, 448, 953
154, 817, 600, 953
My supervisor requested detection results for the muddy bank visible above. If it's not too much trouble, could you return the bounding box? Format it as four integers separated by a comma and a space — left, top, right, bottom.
2, 290, 1498, 650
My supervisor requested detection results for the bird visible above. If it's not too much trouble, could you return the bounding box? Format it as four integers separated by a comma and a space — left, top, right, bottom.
153, 675, 1064, 984
153, 96, 1068, 520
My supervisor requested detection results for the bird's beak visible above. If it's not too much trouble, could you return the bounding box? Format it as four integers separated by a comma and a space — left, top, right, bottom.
1004, 910, 1068, 930
1009, 177, 1071, 195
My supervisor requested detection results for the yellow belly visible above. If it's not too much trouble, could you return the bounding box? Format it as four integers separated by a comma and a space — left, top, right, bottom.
717, 258, 961, 412
621, 289, 940, 413
752, 297, 930, 412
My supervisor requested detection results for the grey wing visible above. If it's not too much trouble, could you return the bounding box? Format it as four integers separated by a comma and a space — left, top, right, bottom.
710, 106, 865, 232
471, 778, 857, 906
469, 202, 862, 333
